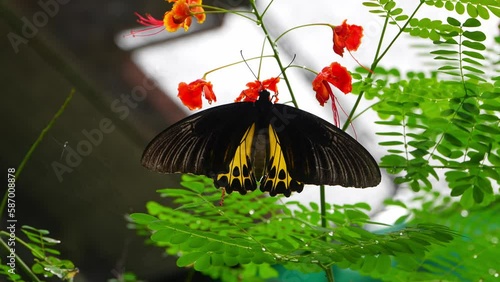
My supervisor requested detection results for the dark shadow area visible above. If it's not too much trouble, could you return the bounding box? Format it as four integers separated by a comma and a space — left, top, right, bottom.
1, 1, 246, 280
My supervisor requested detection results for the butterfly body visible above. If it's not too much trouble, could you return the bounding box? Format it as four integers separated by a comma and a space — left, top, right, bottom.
142, 90, 381, 197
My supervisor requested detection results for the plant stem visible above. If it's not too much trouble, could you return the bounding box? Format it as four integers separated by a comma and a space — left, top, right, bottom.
275, 23, 333, 43
203, 55, 274, 77
249, 0, 298, 108
200, 5, 257, 22
323, 264, 335, 282
16, 89, 75, 179
0, 237, 43, 282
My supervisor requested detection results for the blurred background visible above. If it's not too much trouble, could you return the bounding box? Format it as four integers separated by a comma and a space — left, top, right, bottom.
1, 1, 497, 281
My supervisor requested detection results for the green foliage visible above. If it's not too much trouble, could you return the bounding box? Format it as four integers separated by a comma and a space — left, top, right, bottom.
129, 1, 499, 281
354, 68, 499, 206
0, 89, 81, 282
425, 0, 500, 19
131, 175, 456, 282
0, 225, 78, 282
352, 1, 499, 206
20, 225, 78, 280
0, 259, 24, 282
363, 0, 410, 26
380, 194, 500, 281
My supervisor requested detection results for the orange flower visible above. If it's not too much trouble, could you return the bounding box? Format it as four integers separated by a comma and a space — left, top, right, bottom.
333, 20, 363, 57
312, 62, 352, 126
235, 77, 280, 103
178, 79, 216, 110
132, 0, 206, 35
165, 0, 206, 32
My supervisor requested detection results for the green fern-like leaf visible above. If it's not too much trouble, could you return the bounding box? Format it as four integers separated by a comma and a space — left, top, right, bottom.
130, 175, 456, 282
373, 194, 500, 281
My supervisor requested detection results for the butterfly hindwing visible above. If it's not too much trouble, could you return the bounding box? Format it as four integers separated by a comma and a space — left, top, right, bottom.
141, 102, 260, 194
269, 104, 381, 188
260, 124, 304, 197
214, 123, 258, 194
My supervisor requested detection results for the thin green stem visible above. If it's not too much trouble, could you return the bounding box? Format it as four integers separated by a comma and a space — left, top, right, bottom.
342, 1, 425, 131
0, 89, 74, 222
16, 89, 75, 179
260, 0, 275, 18
373, 2, 424, 66
249, 0, 298, 108
288, 64, 317, 75
275, 23, 333, 43
203, 55, 274, 78
0, 237, 43, 282
0, 231, 45, 258
257, 38, 267, 79
200, 5, 257, 23
350, 100, 383, 122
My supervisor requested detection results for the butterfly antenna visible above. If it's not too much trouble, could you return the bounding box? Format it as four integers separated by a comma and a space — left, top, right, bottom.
285, 54, 297, 71
240, 50, 259, 81
271, 54, 296, 83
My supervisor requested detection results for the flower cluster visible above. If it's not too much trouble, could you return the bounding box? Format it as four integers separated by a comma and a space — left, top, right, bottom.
310, 20, 362, 125
132, 3, 364, 126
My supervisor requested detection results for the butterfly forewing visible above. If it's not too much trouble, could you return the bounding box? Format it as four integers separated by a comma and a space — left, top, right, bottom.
141, 103, 257, 178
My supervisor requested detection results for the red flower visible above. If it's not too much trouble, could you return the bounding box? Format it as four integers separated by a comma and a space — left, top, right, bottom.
178, 79, 216, 110
235, 77, 280, 103
333, 20, 363, 57
312, 62, 352, 126
132, 0, 206, 36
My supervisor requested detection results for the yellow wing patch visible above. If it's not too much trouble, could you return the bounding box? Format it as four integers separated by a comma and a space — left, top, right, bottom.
215, 124, 257, 194
261, 125, 304, 197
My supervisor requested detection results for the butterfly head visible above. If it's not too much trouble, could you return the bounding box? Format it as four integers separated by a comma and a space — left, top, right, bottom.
258, 90, 271, 101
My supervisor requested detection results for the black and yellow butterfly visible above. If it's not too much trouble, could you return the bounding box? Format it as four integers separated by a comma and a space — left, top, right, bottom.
142, 90, 381, 197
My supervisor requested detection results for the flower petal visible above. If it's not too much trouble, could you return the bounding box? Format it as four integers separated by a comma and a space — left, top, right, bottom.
327, 62, 352, 94
236, 78, 280, 103
345, 24, 363, 52
262, 77, 280, 93
312, 72, 331, 106
203, 82, 216, 104
177, 79, 216, 110
163, 0, 195, 32
333, 20, 363, 57
178, 82, 203, 110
